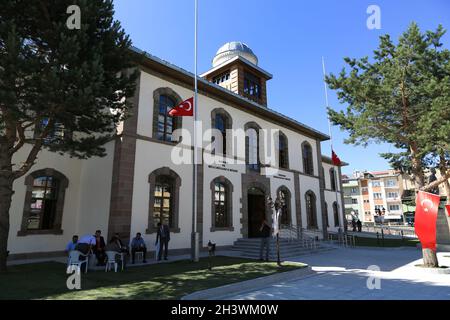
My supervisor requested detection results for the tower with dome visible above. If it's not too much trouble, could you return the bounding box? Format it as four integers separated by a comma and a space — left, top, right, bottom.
201, 41, 272, 106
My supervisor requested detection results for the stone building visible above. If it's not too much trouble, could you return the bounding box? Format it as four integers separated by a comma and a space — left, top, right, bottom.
8, 42, 345, 259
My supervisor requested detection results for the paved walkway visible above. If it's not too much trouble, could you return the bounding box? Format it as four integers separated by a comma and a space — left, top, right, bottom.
222, 247, 450, 300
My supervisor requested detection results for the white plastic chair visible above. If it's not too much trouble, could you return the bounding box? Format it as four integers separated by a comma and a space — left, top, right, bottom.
134, 251, 144, 263
105, 251, 123, 272
68, 250, 89, 274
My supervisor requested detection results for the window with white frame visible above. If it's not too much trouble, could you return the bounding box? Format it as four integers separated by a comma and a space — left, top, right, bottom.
389, 205, 400, 211
387, 192, 398, 199
386, 179, 396, 187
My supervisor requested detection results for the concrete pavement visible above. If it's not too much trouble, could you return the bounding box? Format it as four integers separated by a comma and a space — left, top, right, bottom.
222, 247, 450, 300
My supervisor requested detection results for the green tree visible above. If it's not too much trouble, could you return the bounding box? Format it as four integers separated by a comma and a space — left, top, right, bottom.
0, 0, 138, 272
326, 23, 450, 267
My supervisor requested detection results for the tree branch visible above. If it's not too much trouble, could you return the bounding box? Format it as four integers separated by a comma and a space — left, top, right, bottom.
12, 118, 55, 180
9, 118, 42, 155
421, 169, 450, 192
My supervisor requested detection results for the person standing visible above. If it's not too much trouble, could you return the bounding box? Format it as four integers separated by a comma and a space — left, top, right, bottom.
351, 219, 357, 232
156, 222, 170, 261
93, 230, 106, 266
357, 219, 362, 232
131, 233, 147, 264
259, 219, 271, 261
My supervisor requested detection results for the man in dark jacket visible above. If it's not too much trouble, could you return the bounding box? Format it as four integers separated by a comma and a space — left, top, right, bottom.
93, 230, 106, 266
156, 222, 170, 261
259, 219, 271, 261
356, 219, 362, 232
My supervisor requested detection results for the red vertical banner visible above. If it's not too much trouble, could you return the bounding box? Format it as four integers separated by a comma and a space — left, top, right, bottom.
415, 191, 441, 251
446, 204, 450, 217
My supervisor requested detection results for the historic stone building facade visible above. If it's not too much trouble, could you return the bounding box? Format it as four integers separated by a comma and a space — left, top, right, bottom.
8, 42, 345, 258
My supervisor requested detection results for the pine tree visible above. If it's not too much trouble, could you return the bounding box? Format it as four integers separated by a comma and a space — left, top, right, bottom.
326, 23, 450, 267
0, 0, 138, 272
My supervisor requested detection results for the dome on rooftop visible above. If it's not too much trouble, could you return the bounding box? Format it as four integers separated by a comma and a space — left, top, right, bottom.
212, 41, 258, 67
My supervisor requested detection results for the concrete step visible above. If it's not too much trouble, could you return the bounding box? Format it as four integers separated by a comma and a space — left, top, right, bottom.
238, 247, 331, 260
231, 243, 312, 250
230, 237, 330, 259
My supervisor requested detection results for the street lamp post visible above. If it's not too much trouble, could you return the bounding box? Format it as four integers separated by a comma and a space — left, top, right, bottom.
267, 191, 286, 266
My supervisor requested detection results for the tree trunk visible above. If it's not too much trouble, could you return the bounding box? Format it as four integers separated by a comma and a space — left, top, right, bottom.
438, 164, 450, 204
0, 148, 13, 273
410, 146, 440, 267
422, 248, 439, 268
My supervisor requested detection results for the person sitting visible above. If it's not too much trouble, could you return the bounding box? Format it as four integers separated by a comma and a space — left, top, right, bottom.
114, 233, 129, 255
131, 232, 147, 264
74, 234, 95, 272
65, 235, 79, 255
105, 236, 126, 269
76, 234, 95, 255
93, 230, 106, 266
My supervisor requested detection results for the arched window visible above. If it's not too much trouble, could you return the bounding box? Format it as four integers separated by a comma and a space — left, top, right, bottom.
330, 168, 337, 191
277, 187, 291, 226
148, 167, 181, 233
211, 176, 234, 231
153, 175, 174, 228
305, 190, 318, 229
211, 109, 232, 156
302, 142, 314, 175
19, 168, 69, 236
153, 88, 182, 142
278, 132, 289, 169
333, 202, 340, 227
246, 124, 260, 171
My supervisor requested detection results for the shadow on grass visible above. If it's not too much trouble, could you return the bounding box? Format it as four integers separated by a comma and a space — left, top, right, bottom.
0, 256, 305, 300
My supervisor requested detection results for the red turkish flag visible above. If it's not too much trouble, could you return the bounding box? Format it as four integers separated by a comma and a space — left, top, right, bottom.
446, 204, 450, 217
331, 150, 342, 166
168, 97, 194, 117
415, 191, 441, 251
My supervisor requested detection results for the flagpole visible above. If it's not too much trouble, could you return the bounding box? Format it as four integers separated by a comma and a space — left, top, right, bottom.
322, 57, 342, 227
191, 0, 200, 262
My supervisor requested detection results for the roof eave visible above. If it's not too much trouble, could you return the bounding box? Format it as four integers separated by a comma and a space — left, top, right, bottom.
130, 47, 329, 141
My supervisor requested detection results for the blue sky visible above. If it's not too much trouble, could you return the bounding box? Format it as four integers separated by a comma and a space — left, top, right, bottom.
113, 0, 450, 175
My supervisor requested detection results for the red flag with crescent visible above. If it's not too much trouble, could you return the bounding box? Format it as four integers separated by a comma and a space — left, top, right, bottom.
415, 191, 440, 251
446, 204, 450, 217
331, 150, 342, 166
169, 97, 194, 117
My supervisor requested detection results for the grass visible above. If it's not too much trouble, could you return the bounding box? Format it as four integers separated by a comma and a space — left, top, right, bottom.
353, 236, 419, 248
0, 256, 306, 300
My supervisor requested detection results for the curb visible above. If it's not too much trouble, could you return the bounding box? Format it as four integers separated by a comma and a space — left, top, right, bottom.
182, 265, 314, 300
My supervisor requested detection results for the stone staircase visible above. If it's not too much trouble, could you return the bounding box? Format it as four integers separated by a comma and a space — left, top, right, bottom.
230, 238, 332, 260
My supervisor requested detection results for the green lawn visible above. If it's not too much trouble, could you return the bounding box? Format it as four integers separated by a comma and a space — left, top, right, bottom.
0, 256, 306, 300
353, 236, 419, 247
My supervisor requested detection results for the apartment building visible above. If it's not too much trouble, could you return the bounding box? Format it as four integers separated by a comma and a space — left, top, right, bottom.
343, 170, 404, 224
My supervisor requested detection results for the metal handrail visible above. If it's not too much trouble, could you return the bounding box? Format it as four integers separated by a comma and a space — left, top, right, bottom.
328, 231, 356, 248
279, 224, 319, 250
359, 225, 417, 239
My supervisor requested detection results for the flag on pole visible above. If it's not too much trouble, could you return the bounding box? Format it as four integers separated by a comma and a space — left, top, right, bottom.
446, 204, 450, 217
331, 150, 342, 166
169, 97, 194, 117
415, 191, 441, 251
